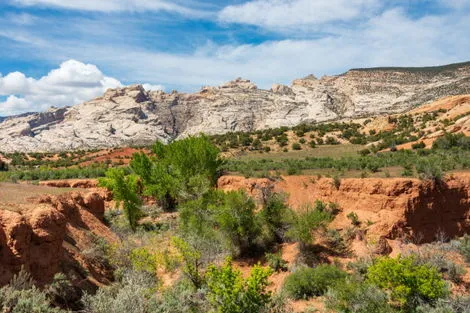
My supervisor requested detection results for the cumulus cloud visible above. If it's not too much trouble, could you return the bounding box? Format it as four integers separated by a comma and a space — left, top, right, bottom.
142, 83, 164, 91
62, 7, 467, 91
0, 95, 31, 115
10, 0, 210, 17
0, 60, 123, 115
218, 0, 380, 30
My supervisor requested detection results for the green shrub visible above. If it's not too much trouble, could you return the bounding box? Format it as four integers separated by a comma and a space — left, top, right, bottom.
265, 252, 288, 272
359, 148, 371, 156
412, 142, 426, 149
130, 247, 157, 274
299, 138, 306, 144
324, 229, 349, 255
258, 193, 293, 243
292, 143, 302, 150
415, 158, 443, 181
367, 256, 448, 309
153, 280, 210, 313
347, 212, 360, 226
179, 190, 263, 257
283, 265, 347, 300
286, 202, 333, 248
332, 176, 341, 190
325, 137, 340, 145
458, 235, 470, 263
0, 269, 64, 313
82, 270, 157, 313
206, 258, 273, 313
325, 280, 394, 313
416, 296, 470, 313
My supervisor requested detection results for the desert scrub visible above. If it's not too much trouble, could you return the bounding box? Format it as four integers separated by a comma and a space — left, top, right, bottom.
367, 256, 448, 309
283, 265, 347, 300
325, 280, 394, 313
265, 252, 288, 272
205, 258, 273, 313
458, 234, 470, 263
347, 212, 360, 226
0, 269, 65, 313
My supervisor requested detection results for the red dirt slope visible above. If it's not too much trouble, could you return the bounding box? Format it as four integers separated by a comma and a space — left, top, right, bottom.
218, 174, 470, 242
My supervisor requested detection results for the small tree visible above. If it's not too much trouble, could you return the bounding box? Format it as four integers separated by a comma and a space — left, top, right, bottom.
172, 237, 204, 289
99, 168, 142, 231
130, 135, 222, 211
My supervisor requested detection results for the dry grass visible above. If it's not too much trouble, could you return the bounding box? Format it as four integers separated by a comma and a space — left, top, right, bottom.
235, 144, 364, 161
0, 182, 74, 212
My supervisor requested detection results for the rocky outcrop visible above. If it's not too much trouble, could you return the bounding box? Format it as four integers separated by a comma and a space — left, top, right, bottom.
1, 62, 469, 152
218, 173, 470, 243
0, 191, 117, 287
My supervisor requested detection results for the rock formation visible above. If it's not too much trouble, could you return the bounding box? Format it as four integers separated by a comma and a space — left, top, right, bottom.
218, 173, 470, 243
0, 62, 469, 152
0, 191, 117, 288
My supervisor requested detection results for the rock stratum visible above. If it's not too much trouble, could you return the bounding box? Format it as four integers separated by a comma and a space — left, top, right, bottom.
218, 173, 470, 243
0, 188, 117, 290
1, 62, 469, 152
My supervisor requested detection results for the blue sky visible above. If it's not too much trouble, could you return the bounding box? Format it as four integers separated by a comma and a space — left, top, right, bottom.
0, 0, 469, 115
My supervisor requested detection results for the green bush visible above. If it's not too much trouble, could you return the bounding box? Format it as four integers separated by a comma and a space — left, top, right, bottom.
206, 258, 273, 313
258, 193, 293, 243
415, 158, 443, 181
265, 252, 288, 272
347, 212, 360, 226
286, 202, 333, 249
412, 142, 426, 149
367, 256, 448, 309
283, 265, 347, 300
416, 296, 470, 313
458, 235, 470, 263
130, 247, 157, 274
82, 270, 157, 313
325, 280, 394, 313
292, 143, 302, 150
179, 190, 263, 257
0, 269, 64, 313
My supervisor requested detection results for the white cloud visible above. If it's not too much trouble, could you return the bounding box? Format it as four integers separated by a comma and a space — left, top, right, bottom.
143, 83, 165, 91
0, 95, 31, 115
218, 0, 380, 30
0, 60, 166, 116
53, 7, 466, 92
11, 0, 210, 17
0, 60, 123, 115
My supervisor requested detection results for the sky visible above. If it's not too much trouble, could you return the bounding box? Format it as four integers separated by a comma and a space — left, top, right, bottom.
0, 0, 469, 116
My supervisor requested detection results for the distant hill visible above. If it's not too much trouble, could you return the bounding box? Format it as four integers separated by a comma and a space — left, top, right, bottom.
350, 60, 470, 73
0, 61, 469, 152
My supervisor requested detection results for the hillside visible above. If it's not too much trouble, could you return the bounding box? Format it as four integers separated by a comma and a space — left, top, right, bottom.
0, 61, 469, 153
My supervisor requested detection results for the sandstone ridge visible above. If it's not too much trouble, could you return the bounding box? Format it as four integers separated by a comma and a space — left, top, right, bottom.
1, 62, 469, 152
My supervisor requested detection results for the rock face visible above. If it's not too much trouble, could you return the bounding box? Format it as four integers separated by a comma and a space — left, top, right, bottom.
218, 173, 470, 243
0, 191, 117, 287
1, 62, 469, 152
